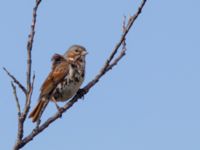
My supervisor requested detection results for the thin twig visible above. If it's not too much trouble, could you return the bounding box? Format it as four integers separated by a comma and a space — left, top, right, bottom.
13, 0, 41, 149
106, 16, 127, 71
122, 15, 127, 51
26, 0, 41, 92
20, 0, 147, 147
11, 82, 21, 116
3, 67, 27, 94
106, 48, 126, 71
24, 74, 35, 116
85, 0, 147, 91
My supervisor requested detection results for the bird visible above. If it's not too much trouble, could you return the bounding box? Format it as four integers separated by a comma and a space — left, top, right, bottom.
29, 45, 87, 122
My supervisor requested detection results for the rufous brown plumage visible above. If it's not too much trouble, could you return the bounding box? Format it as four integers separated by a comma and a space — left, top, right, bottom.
29, 45, 87, 122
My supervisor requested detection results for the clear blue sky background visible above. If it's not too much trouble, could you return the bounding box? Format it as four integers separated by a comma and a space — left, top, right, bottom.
0, 0, 200, 149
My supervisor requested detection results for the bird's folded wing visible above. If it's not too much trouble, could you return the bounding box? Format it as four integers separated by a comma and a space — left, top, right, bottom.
51, 53, 66, 70
40, 61, 69, 97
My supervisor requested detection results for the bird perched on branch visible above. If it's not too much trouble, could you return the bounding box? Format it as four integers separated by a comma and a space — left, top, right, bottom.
29, 45, 87, 122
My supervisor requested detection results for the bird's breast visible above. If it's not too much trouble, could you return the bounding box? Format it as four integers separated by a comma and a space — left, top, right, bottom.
52, 64, 84, 102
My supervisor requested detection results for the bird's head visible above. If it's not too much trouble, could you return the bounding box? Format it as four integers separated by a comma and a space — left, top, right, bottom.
64, 45, 88, 63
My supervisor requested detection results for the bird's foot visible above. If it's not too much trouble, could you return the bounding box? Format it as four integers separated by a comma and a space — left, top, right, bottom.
57, 107, 64, 118
77, 88, 87, 100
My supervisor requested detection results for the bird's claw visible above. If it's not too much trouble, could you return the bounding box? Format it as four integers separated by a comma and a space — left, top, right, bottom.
57, 107, 64, 118
77, 88, 87, 100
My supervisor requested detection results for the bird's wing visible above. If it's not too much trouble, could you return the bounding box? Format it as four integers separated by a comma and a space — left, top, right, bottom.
51, 53, 66, 70
40, 60, 69, 97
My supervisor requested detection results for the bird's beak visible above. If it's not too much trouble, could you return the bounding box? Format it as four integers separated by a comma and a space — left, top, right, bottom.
82, 51, 88, 56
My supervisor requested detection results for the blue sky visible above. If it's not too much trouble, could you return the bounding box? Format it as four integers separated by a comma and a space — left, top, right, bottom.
0, 0, 200, 150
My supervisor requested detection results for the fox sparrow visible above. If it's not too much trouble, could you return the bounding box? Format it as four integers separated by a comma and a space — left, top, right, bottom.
29, 45, 87, 122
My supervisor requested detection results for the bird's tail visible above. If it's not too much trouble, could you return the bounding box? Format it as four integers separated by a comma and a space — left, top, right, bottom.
29, 98, 47, 123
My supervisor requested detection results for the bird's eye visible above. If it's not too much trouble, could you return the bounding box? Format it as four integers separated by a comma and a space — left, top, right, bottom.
75, 49, 79, 53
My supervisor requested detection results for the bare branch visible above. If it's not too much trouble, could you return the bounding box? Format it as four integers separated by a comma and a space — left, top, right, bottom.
85, 0, 147, 91
106, 47, 126, 71
122, 15, 127, 51
106, 16, 127, 71
13, 0, 41, 149
124, 0, 147, 37
20, 0, 147, 147
13, 75, 35, 150
24, 74, 35, 117
3, 67, 27, 94
11, 82, 21, 116
26, 0, 41, 92
21, 93, 83, 146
